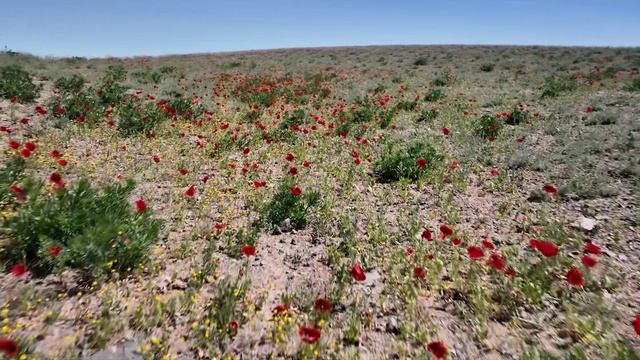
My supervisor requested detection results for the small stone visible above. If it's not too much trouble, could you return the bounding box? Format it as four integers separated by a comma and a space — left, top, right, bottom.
574, 216, 597, 232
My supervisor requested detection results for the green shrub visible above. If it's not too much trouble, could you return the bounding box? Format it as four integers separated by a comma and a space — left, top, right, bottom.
1, 177, 162, 278
260, 177, 320, 231
97, 66, 128, 105
46, 92, 101, 125
480, 63, 496, 72
625, 77, 640, 92
0, 65, 41, 102
54, 74, 85, 94
431, 69, 455, 86
374, 139, 442, 182
505, 107, 529, 125
475, 114, 504, 138
0, 157, 26, 204
415, 108, 438, 122
396, 100, 417, 111
117, 97, 169, 136
413, 58, 428, 66
424, 88, 445, 102
540, 75, 578, 98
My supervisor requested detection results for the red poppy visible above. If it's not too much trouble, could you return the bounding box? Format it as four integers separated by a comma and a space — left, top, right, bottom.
241, 244, 256, 256
135, 199, 147, 212
152, 155, 160, 163
314, 298, 332, 313
0, 338, 19, 357
23, 142, 35, 151
566, 267, 584, 286
543, 184, 557, 194
586, 106, 594, 113
416, 159, 427, 168
49, 246, 61, 256
20, 148, 31, 158
439, 225, 453, 239
299, 326, 321, 344
49, 172, 62, 184
290, 186, 302, 196
9, 185, 23, 195
581, 255, 597, 268
413, 267, 426, 279
179, 168, 188, 175
406, 247, 414, 256
529, 239, 559, 257
584, 242, 601, 255
485, 252, 506, 271
58, 159, 67, 167
8, 140, 20, 149
50, 150, 61, 158
467, 246, 484, 260
254, 181, 266, 188
448, 160, 459, 171
303, 160, 311, 168
481, 239, 495, 250
441, 128, 450, 135
422, 228, 433, 241
35, 106, 47, 115
427, 341, 447, 359
633, 315, 640, 336
228, 320, 239, 333
184, 185, 196, 197
351, 264, 366, 281
451, 238, 462, 246
516, 136, 525, 143
489, 168, 499, 176
285, 153, 295, 162
288, 167, 298, 175
10, 263, 27, 276
273, 304, 289, 316
242, 147, 250, 155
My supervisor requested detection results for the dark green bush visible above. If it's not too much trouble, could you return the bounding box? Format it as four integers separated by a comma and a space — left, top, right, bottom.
625, 77, 640, 92
374, 139, 442, 182
413, 58, 428, 66
415, 108, 438, 122
480, 63, 496, 72
540, 75, 578, 98
475, 114, 504, 138
0, 157, 26, 204
117, 97, 169, 136
424, 88, 445, 102
260, 177, 320, 231
505, 107, 529, 125
1, 177, 162, 278
0, 65, 41, 102
54, 74, 85, 94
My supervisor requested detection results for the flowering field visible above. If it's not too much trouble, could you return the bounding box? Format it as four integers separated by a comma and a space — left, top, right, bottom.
0, 45, 639, 359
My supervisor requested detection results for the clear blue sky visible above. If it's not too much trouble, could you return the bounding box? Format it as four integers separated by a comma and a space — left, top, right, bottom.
2, 0, 639, 57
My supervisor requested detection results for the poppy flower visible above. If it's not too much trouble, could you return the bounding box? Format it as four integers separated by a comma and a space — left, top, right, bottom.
441, 128, 450, 135
314, 298, 332, 313
288, 167, 298, 175
241, 244, 256, 256
354, 158, 361, 165
58, 159, 67, 167
228, 320, 239, 333
50, 150, 61, 158
467, 246, 484, 260
49, 246, 61, 256
566, 267, 584, 286
242, 147, 250, 155
49, 172, 63, 184
421, 228, 433, 241
485, 252, 506, 271
0, 338, 19, 357
448, 160, 459, 171
584, 242, 601, 255
285, 153, 295, 162
581, 255, 597, 268
179, 168, 188, 175
152, 155, 160, 163
8, 140, 20, 149
35, 106, 47, 115
273, 304, 289, 316
416, 159, 427, 168
406, 247, 414, 256
254, 180, 266, 188
543, 184, 557, 194
516, 136, 525, 143
184, 185, 196, 197
135, 199, 147, 212
10, 263, 27, 276
439, 225, 453, 238
303, 160, 311, 168
633, 315, 640, 336
299, 326, 321, 344
529, 239, 558, 257
427, 341, 447, 359
586, 106, 594, 113
23, 142, 36, 151
481, 239, 495, 250
351, 264, 366, 281
451, 238, 462, 246
290, 186, 301, 196
20, 148, 31, 157
413, 267, 426, 279
490, 168, 499, 176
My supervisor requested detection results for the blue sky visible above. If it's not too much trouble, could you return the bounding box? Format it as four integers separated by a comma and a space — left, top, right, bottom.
1, 0, 639, 57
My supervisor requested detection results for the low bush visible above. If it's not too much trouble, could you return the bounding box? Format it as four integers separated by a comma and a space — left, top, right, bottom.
260, 177, 320, 231
117, 97, 169, 136
374, 139, 442, 182
475, 114, 504, 139
0, 65, 41, 102
415, 108, 438, 122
